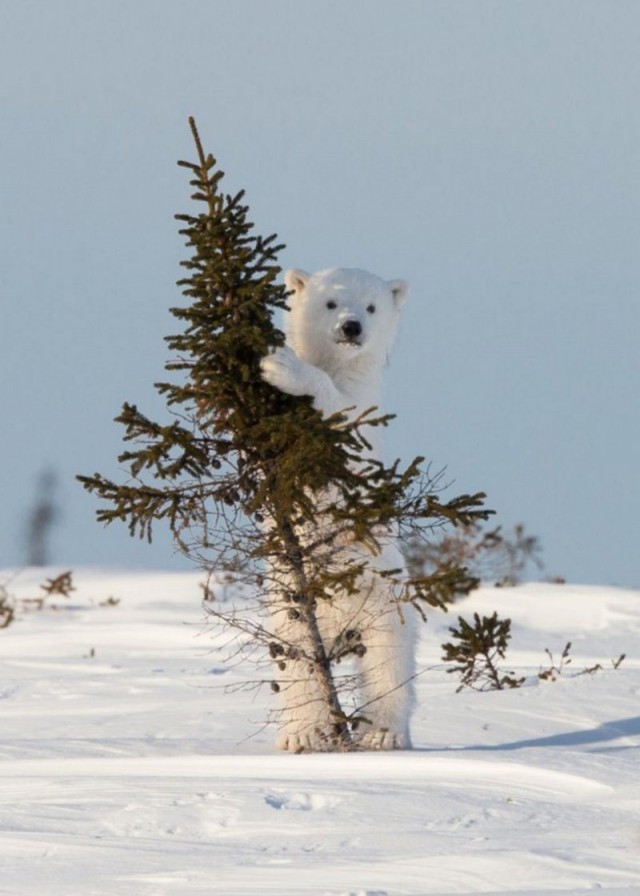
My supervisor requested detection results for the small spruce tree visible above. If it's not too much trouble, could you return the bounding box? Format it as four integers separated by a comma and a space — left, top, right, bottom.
441, 612, 525, 692
79, 119, 491, 749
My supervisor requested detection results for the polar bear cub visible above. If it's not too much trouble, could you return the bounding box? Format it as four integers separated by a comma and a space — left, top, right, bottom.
260, 267, 415, 751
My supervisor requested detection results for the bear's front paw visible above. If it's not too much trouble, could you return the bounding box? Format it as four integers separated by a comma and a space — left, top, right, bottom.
260, 346, 308, 397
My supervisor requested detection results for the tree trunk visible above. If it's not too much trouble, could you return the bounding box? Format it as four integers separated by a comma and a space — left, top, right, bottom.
280, 518, 353, 749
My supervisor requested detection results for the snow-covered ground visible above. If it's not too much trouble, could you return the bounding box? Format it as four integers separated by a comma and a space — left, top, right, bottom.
1, 568, 639, 895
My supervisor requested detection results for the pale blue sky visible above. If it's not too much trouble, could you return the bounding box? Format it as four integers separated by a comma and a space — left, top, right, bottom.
1, 0, 638, 585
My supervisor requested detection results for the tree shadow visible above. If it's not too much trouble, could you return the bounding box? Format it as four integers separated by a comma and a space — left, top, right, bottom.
435, 715, 640, 754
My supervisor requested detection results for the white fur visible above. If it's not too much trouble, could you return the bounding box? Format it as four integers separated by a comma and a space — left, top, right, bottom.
260, 267, 415, 751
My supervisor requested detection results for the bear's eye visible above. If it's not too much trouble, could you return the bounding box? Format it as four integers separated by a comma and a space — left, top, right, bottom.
326, 300, 337, 310
366, 304, 376, 314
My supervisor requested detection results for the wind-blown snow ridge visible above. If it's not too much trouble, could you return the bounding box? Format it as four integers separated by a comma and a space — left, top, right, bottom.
3, 754, 611, 801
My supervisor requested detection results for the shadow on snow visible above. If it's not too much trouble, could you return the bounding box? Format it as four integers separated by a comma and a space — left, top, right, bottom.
422, 716, 640, 754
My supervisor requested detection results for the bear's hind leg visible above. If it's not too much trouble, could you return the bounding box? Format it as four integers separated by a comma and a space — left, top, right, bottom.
355, 607, 416, 750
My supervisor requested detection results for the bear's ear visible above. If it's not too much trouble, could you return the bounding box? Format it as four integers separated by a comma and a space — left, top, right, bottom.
284, 269, 310, 296
389, 279, 409, 307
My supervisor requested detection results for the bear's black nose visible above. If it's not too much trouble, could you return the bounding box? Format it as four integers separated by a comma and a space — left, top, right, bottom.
341, 319, 362, 342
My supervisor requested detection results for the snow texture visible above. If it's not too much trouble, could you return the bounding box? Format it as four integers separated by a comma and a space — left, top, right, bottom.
1, 568, 639, 895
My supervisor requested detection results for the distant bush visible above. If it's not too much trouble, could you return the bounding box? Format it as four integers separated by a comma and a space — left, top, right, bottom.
405, 521, 544, 595
0, 585, 15, 629
538, 641, 625, 681
0, 570, 76, 627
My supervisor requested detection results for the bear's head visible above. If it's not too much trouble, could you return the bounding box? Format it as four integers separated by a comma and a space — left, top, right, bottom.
283, 268, 409, 372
